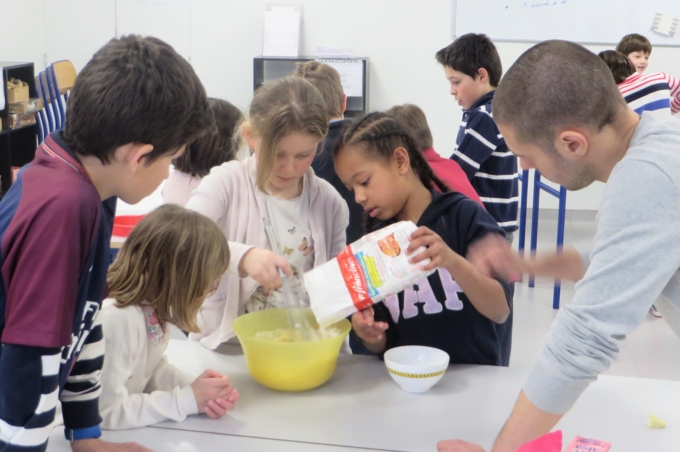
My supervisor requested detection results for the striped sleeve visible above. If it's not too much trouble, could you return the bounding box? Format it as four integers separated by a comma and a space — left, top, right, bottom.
452, 110, 500, 180
0, 345, 62, 452
60, 314, 104, 433
663, 73, 680, 114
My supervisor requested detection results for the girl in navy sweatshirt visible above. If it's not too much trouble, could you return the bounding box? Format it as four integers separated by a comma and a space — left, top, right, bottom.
334, 112, 514, 366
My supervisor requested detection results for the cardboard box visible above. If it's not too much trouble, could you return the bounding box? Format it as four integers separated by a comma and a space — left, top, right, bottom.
7, 84, 29, 103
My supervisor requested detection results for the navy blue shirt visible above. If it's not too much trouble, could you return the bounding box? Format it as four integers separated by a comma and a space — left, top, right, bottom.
452, 91, 519, 233
350, 192, 514, 366
312, 119, 365, 244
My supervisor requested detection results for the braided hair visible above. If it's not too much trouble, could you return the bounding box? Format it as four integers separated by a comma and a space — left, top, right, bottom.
334, 112, 449, 231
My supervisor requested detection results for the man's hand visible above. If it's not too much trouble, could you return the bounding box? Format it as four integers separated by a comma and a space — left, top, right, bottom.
71, 439, 153, 452
468, 233, 585, 283
437, 440, 485, 452
467, 233, 529, 281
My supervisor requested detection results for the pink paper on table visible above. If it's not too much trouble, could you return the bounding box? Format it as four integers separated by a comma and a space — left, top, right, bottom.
515, 430, 562, 452
565, 436, 611, 452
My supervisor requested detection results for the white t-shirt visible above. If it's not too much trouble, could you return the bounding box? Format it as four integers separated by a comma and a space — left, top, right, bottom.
244, 179, 315, 313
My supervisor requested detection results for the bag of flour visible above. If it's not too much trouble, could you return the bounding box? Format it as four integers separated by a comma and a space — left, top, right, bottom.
304, 221, 435, 327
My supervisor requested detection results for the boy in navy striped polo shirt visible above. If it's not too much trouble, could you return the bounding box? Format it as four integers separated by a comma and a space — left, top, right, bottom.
436, 34, 519, 241
0, 36, 212, 452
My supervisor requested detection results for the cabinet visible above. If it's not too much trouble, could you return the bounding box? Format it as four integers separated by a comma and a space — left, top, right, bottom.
0, 62, 38, 197
253, 56, 370, 118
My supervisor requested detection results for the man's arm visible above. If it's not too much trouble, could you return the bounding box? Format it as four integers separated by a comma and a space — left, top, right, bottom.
442, 159, 680, 450
467, 233, 586, 283
437, 392, 562, 452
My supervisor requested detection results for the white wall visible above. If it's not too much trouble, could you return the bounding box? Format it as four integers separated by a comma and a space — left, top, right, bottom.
1, 0, 46, 69
44, 0, 116, 72
3, 0, 680, 210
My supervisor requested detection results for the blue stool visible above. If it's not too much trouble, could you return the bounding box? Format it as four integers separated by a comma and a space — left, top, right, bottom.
528, 171, 567, 309
517, 169, 530, 262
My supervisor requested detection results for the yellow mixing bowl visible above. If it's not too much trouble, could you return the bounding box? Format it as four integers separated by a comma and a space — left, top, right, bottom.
232, 308, 351, 392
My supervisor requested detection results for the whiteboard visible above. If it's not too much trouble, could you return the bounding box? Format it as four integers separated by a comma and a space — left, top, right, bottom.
116, 0, 191, 61
45, 0, 116, 72
453, 0, 680, 46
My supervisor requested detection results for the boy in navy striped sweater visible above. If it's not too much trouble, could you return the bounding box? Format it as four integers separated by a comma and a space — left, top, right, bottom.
436, 34, 519, 242
0, 36, 212, 452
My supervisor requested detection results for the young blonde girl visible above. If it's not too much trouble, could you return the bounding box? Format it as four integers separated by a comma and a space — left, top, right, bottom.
99, 205, 239, 429
186, 76, 349, 349
334, 113, 514, 365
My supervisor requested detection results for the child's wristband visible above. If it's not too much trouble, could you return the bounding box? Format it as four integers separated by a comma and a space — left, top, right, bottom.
64, 425, 102, 442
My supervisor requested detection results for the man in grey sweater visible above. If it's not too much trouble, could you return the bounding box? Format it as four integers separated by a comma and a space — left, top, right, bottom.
437, 40, 680, 452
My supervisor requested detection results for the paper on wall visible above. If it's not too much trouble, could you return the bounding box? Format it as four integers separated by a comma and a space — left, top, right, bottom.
651, 12, 680, 37
263, 10, 301, 57
319, 59, 363, 97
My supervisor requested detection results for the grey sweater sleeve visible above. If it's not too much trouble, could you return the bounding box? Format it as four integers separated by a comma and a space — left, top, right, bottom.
523, 158, 680, 414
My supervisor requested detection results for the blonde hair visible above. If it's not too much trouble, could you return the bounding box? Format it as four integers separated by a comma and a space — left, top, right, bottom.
385, 104, 434, 151
291, 61, 345, 119
245, 76, 329, 192
107, 205, 230, 333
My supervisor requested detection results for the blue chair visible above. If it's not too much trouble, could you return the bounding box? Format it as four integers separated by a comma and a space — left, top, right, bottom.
38, 71, 57, 134
35, 112, 45, 144
528, 171, 567, 309
49, 60, 77, 129
44, 69, 62, 130
34, 76, 48, 144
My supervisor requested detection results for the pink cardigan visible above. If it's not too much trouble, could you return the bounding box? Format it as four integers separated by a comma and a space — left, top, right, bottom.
185, 155, 349, 349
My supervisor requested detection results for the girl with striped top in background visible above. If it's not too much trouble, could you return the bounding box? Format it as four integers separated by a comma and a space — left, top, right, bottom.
599, 50, 680, 115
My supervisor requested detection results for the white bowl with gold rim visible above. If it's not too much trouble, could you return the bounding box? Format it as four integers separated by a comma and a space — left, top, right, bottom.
384, 346, 450, 393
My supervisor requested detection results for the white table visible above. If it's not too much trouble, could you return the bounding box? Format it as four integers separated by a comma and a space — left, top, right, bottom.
143, 340, 680, 452
46, 426, 375, 452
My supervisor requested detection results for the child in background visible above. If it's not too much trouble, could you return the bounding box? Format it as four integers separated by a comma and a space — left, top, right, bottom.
186, 77, 349, 350
163, 98, 243, 206
385, 104, 483, 206
436, 34, 519, 242
616, 33, 651, 74
100, 205, 239, 428
0, 35, 212, 452
291, 61, 365, 244
334, 113, 513, 365
598, 50, 680, 115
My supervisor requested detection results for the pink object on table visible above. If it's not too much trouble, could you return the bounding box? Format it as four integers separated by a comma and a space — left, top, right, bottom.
112, 215, 145, 238
515, 430, 562, 452
565, 436, 612, 452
